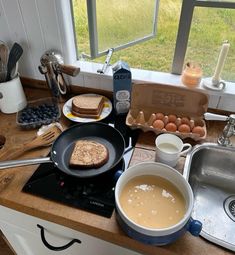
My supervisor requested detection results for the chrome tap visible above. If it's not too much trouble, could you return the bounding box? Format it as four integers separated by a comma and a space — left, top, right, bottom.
217, 114, 235, 146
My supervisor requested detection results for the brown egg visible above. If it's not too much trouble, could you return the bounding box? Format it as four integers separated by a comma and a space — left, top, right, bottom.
181, 117, 190, 126
192, 126, 205, 137
178, 124, 191, 133
155, 112, 165, 120
168, 114, 177, 123
165, 122, 177, 132
153, 119, 165, 130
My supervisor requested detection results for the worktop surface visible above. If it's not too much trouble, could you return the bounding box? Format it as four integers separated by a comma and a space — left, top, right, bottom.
0, 88, 234, 255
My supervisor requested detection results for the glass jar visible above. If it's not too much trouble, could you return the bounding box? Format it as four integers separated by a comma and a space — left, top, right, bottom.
181, 62, 202, 88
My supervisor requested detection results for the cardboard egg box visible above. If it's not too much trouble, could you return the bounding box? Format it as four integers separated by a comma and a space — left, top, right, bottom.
126, 83, 209, 141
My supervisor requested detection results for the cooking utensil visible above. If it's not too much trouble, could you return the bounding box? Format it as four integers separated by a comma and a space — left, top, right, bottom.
10, 61, 19, 80
0, 41, 8, 66
38, 62, 60, 98
40, 50, 80, 77
115, 162, 202, 245
0, 126, 61, 161
0, 122, 126, 178
6, 42, 23, 82
39, 50, 80, 98
56, 72, 67, 95
0, 69, 7, 83
0, 41, 9, 82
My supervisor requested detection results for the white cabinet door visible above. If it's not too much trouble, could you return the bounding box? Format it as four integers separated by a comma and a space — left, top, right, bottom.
1, 221, 80, 255
0, 206, 141, 255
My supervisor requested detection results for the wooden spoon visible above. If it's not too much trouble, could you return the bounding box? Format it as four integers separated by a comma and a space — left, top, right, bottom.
0, 42, 8, 65
0, 125, 61, 161
0, 42, 8, 82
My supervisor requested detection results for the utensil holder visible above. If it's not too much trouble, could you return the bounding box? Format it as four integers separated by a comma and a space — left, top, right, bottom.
0, 74, 27, 114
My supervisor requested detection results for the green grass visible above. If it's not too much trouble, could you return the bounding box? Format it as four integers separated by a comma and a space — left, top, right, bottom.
72, 0, 235, 81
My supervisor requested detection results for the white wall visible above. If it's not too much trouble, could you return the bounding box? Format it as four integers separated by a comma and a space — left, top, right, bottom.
0, 0, 75, 80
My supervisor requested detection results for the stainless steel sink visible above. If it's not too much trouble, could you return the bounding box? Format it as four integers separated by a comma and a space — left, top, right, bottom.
183, 143, 235, 252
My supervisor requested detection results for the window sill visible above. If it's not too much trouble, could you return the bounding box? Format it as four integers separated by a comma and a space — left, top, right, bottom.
70, 60, 235, 112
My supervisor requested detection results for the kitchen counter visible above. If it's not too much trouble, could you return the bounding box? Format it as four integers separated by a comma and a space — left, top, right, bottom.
0, 87, 234, 255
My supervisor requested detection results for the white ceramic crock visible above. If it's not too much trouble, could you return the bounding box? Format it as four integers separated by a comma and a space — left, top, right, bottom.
115, 162, 202, 245
0, 74, 27, 114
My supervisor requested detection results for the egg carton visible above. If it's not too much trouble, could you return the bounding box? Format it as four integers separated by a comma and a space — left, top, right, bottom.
126, 110, 207, 141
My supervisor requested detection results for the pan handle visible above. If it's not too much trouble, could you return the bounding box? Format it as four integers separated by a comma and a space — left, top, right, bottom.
0, 157, 52, 170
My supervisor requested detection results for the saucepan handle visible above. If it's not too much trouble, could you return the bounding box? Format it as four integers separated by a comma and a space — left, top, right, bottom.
187, 218, 202, 236
0, 157, 52, 170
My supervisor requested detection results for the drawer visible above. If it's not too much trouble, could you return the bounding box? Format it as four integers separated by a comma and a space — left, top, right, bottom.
0, 205, 141, 255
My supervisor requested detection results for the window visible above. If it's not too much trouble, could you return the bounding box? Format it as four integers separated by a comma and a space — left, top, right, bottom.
185, 7, 235, 82
72, 0, 159, 59
72, 0, 235, 82
72, 0, 181, 72
172, 0, 235, 83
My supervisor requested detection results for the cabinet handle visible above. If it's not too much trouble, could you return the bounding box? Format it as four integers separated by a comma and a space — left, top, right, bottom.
37, 224, 81, 251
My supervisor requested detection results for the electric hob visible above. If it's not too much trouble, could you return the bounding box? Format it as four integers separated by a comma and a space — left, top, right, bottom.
22, 113, 139, 218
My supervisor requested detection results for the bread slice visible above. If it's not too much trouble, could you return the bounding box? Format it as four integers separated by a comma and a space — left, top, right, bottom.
71, 101, 104, 118
69, 140, 109, 168
71, 95, 104, 118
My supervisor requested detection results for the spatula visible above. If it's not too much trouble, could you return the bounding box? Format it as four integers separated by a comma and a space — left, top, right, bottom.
5, 42, 23, 82
0, 125, 61, 160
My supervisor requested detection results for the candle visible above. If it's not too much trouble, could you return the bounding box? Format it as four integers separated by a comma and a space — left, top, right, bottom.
181, 62, 202, 88
212, 41, 230, 83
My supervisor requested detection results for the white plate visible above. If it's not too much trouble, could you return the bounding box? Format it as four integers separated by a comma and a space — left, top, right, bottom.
62, 94, 112, 123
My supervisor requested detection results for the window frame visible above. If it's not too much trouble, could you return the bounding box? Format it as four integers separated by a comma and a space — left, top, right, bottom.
172, 0, 235, 74
84, 0, 159, 59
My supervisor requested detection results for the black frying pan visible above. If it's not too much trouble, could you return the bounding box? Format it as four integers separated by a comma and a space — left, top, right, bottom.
0, 122, 125, 178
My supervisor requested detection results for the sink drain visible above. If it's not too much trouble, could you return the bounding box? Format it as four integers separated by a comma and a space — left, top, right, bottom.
224, 196, 235, 221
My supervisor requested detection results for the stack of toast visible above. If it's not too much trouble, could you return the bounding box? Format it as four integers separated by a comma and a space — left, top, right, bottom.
71, 94, 104, 118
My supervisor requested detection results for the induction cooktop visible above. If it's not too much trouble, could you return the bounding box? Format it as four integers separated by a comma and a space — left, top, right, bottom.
22, 113, 139, 218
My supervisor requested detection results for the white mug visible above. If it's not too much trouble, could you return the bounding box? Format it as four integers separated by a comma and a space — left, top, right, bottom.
155, 133, 192, 167
0, 75, 27, 114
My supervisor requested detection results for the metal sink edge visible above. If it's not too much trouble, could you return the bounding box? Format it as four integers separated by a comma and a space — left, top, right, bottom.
183, 142, 235, 252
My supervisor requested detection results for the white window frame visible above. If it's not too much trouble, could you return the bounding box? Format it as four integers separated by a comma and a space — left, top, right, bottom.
58, 0, 235, 112
84, 0, 159, 59
172, 0, 235, 74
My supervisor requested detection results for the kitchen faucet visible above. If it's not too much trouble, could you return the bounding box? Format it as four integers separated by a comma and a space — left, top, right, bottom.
204, 112, 235, 146
217, 114, 235, 146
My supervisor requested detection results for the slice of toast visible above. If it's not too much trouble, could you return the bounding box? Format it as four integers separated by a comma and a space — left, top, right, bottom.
69, 140, 109, 168
71, 100, 104, 118
72, 95, 104, 116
